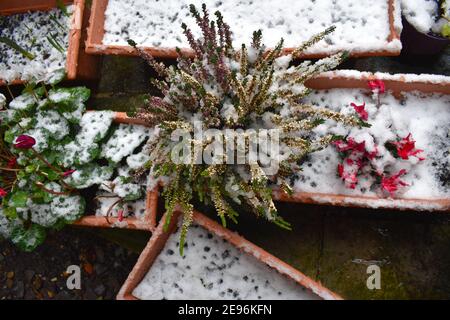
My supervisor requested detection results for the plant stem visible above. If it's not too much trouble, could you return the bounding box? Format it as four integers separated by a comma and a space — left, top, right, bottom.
105, 198, 123, 225
6, 84, 14, 100
0, 167, 20, 171
35, 182, 72, 196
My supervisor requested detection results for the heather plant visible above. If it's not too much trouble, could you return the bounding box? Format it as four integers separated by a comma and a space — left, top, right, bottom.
131, 4, 368, 254
0, 75, 148, 251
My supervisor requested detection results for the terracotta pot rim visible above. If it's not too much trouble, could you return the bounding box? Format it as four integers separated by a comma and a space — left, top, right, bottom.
85, 0, 401, 58
73, 188, 158, 231
117, 209, 343, 300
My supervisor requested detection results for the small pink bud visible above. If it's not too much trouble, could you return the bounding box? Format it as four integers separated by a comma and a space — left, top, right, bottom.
62, 169, 76, 177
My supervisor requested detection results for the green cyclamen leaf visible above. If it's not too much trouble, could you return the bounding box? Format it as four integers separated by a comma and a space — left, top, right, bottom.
11, 224, 46, 252
10, 191, 29, 208
3, 207, 17, 219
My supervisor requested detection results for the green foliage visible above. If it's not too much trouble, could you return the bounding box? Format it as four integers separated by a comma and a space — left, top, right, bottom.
11, 224, 46, 252
0, 76, 144, 252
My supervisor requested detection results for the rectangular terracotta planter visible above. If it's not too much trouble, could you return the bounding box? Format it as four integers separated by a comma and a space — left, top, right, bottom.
85, 0, 401, 59
117, 209, 342, 300
283, 71, 450, 212
73, 112, 157, 231
0, 0, 100, 86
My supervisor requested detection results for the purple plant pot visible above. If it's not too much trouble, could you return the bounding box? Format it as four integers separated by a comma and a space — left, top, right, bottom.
401, 16, 450, 55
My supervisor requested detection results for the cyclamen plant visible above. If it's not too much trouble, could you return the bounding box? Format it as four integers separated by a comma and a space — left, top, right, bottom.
0, 75, 147, 251
130, 4, 367, 254
333, 80, 426, 196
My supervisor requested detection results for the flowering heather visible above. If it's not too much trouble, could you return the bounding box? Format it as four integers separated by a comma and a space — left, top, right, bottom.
132, 4, 364, 254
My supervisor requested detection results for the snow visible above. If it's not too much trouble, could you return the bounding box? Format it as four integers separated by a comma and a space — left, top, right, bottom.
61, 111, 115, 167
9, 93, 36, 110
0, 208, 20, 239
103, 0, 401, 54
318, 70, 450, 84
133, 222, 319, 300
101, 124, 152, 163
0, 94, 6, 109
0, 6, 73, 83
293, 88, 450, 200
401, 0, 439, 33
126, 151, 151, 169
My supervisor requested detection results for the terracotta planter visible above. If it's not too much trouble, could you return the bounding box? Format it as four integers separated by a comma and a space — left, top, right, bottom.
286, 70, 450, 212
73, 112, 157, 231
86, 0, 401, 59
0, 0, 100, 86
117, 209, 342, 300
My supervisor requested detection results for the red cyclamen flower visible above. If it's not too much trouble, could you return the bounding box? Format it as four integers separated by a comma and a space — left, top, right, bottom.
381, 169, 409, 197
368, 80, 385, 94
351, 102, 368, 121
7, 157, 17, 168
334, 137, 379, 189
393, 133, 425, 161
117, 209, 124, 222
13, 135, 36, 149
0, 188, 7, 198
62, 169, 76, 177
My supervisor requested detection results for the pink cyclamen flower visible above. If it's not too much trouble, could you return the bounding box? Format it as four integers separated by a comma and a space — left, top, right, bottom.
333, 138, 366, 153
334, 136, 379, 190
62, 169, 76, 177
381, 169, 409, 197
0, 188, 7, 198
117, 209, 124, 222
368, 80, 385, 94
13, 135, 36, 149
351, 102, 368, 121
393, 133, 425, 161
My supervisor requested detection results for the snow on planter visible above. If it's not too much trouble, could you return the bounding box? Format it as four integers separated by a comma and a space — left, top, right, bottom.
132, 221, 319, 300
90, 0, 401, 57
0, 6, 73, 83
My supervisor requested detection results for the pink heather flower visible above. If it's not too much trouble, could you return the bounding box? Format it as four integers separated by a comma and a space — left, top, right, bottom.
393, 134, 425, 161
13, 135, 36, 149
117, 209, 124, 222
381, 169, 409, 197
351, 102, 368, 121
0, 188, 7, 198
368, 80, 385, 94
62, 169, 76, 177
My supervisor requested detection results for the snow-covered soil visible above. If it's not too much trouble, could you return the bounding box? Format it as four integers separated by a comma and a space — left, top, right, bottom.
103, 0, 401, 54
133, 222, 319, 300
292, 88, 450, 201
0, 6, 72, 83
